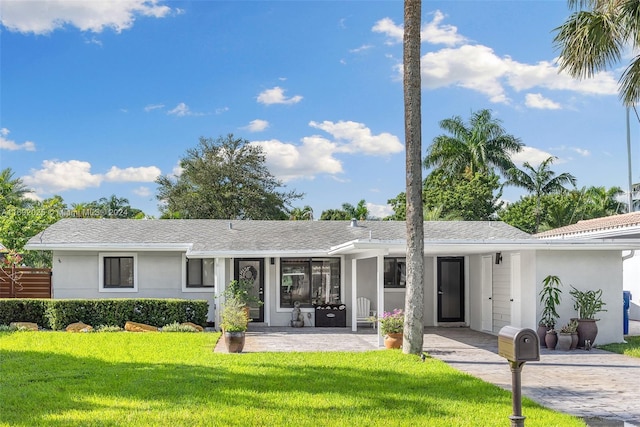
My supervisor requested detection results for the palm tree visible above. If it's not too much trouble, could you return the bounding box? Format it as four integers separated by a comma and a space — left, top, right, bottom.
425, 109, 523, 178
554, 0, 640, 107
98, 194, 130, 218
583, 186, 626, 217
507, 156, 577, 233
0, 168, 30, 210
403, 0, 424, 355
289, 205, 314, 220
342, 200, 368, 221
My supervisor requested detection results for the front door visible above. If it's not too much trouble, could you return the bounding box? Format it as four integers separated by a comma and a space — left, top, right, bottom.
234, 258, 264, 322
437, 257, 465, 323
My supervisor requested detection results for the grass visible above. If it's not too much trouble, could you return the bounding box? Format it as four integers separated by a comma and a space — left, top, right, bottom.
0, 331, 585, 427
599, 335, 640, 357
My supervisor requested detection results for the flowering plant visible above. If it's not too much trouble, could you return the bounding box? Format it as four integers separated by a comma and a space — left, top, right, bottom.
376, 309, 404, 335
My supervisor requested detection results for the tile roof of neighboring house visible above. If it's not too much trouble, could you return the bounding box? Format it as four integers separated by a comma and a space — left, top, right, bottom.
536, 212, 640, 239
26, 218, 532, 253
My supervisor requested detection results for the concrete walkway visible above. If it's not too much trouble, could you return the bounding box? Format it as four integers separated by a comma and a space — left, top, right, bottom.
215, 323, 640, 426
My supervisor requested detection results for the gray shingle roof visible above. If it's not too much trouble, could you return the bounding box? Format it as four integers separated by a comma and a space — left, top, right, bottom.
26, 218, 532, 253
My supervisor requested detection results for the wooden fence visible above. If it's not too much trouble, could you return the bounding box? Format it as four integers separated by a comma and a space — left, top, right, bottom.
0, 267, 52, 298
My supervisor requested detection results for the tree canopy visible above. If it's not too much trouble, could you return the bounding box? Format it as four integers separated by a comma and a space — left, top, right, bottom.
424, 109, 523, 178
554, 0, 640, 107
156, 134, 302, 219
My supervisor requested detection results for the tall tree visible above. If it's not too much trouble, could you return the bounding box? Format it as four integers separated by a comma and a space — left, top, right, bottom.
403, 0, 424, 355
424, 109, 523, 178
554, 0, 640, 107
289, 205, 314, 220
156, 134, 302, 219
506, 156, 577, 233
0, 168, 30, 211
342, 200, 369, 220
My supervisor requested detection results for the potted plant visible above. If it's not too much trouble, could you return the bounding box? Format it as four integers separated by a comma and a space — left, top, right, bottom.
538, 275, 563, 347
556, 323, 574, 351
221, 279, 264, 320
220, 297, 249, 353
569, 286, 607, 348
376, 309, 404, 349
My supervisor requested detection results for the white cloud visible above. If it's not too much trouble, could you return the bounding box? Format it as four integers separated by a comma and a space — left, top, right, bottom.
379, 12, 618, 105
22, 160, 162, 193
215, 106, 229, 114
372, 10, 466, 47
525, 93, 562, 110
23, 160, 102, 192
133, 186, 152, 197
251, 121, 402, 181
367, 202, 393, 219
167, 102, 204, 117
372, 17, 403, 44
104, 166, 161, 182
422, 10, 467, 46
171, 161, 184, 177
244, 119, 270, 132
0, 0, 173, 35
308, 120, 404, 155
0, 128, 36, 151
144, 103, 165, 112
349, 44, 373, 54
252, 137, 343, 181
573, 147, 591, 156
511, 146, 555, 167
257, 86, 303, 105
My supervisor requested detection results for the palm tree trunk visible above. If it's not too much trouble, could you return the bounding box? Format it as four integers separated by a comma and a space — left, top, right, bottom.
403, 0, 424, 355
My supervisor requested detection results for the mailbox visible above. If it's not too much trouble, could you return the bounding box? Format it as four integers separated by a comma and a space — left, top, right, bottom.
498, 326, 540, 362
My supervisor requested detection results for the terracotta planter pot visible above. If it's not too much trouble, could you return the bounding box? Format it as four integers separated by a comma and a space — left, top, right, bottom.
384, 332, 403, 349
537, 325, 551, 347
224, 331, 246, 353
576, 319, 598, 348
545, 331, 558, 350
570, 333, 579, 350
557, 333, 572, 351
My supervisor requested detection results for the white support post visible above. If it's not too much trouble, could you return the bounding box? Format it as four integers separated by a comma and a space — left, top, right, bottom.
214, 258, 227, 331
377, 253, 385, 347
351, 258, 358, 332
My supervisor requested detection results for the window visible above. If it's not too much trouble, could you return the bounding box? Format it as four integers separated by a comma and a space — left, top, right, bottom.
384, 258, 406, 288
100, 254, 137, 291
280, 258, 340, 308
186, 258, 214, 288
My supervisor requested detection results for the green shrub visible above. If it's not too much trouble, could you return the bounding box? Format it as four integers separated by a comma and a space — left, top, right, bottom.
0, 299, 49, 327
0, 324, 17, 332
161, 322, 198, 332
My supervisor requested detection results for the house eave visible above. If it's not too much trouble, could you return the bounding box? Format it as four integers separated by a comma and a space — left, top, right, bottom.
24, 243, 193, 252
328, 238, 640, 255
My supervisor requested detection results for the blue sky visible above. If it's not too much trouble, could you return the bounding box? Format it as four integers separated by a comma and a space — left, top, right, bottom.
0, 1, 635, 218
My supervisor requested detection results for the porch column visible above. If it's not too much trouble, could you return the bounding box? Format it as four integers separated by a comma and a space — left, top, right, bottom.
214, 258, 226, 331
376, 253, 385, 347
351, 258, 358, 332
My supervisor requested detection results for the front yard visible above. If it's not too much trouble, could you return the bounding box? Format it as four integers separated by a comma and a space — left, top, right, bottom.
0, 331, 584, 426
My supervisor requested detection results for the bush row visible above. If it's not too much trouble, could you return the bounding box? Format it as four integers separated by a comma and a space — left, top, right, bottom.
0, 298, 209, 330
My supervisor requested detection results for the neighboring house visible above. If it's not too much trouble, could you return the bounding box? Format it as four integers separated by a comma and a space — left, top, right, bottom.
25, 218, 640, 345
537, 212, 640, 321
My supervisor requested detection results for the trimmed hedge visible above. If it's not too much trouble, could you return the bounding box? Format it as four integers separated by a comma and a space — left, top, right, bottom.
0, 299, 49, 326
0, 298, 209, 330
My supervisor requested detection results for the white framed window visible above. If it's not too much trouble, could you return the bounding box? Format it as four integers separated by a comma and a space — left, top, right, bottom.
182, 255, 215, 293
99, 253, 138, 293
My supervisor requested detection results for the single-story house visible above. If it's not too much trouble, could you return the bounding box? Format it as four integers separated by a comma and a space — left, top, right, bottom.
537, 212, 640, 321
25, 218, 640, 345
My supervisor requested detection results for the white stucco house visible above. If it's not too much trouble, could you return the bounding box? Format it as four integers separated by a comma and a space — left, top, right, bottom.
25, 218, 640, 345
537, 212, 640, 321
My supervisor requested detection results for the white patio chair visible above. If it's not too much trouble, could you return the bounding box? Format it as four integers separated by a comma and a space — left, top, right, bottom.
356, 297, 376, 329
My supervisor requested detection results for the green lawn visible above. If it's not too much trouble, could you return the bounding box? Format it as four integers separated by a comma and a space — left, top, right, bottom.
0, 331, 584, 427
600, 336, 640, 357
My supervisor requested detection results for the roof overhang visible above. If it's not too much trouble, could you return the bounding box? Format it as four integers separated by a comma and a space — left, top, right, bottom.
24, 243, 193, 252
328, 238, 640, 256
